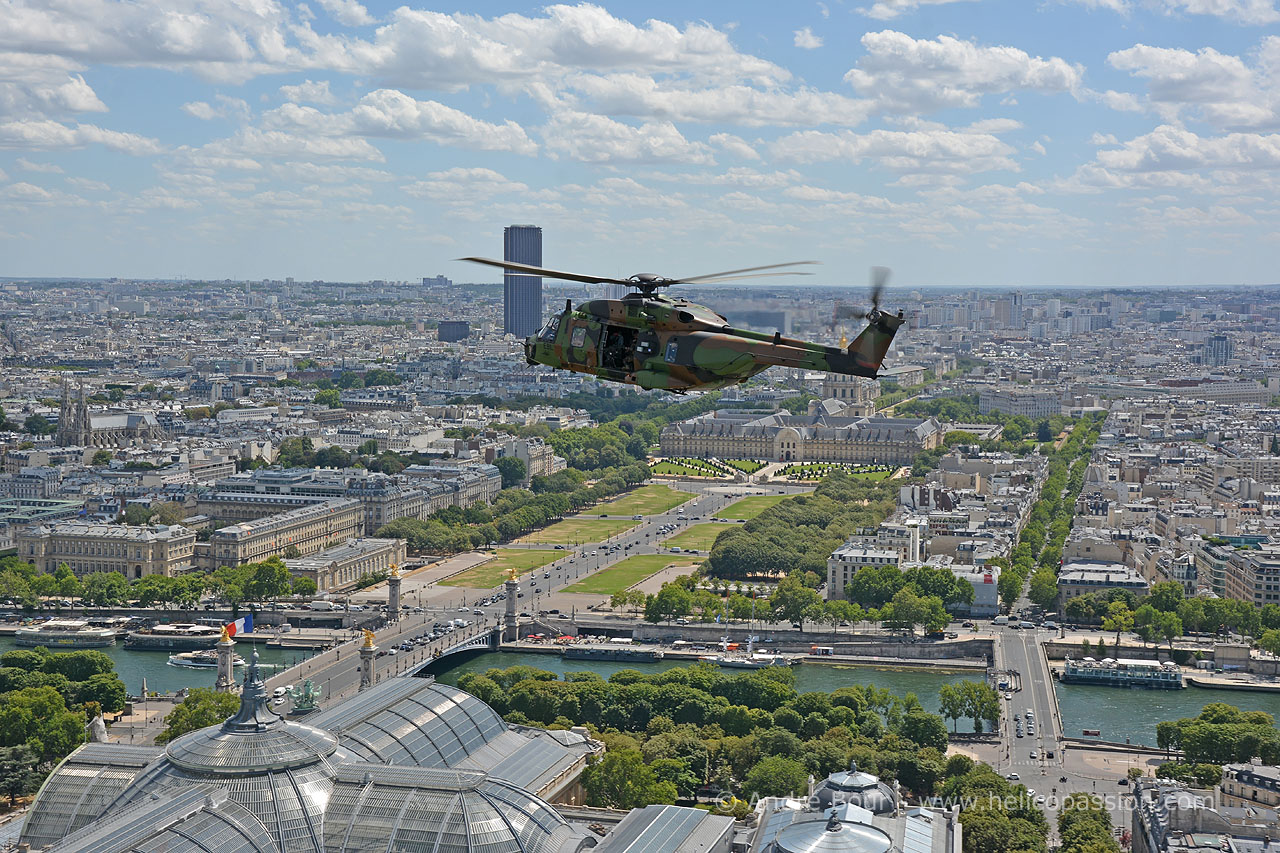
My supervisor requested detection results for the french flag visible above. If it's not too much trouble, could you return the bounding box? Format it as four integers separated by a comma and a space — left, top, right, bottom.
226, 613, 253, 636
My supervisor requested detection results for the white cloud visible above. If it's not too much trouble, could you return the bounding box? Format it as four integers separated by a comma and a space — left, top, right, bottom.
1107, 42, 1278, 128
846, 31, 1083, 114
67, 176, 110, 191
401, 167, 529, 200
315, 0, 373, 27
794, 27, 823, 50
554, 73, 870, 126
771, 127, 1019, 174
263, 89, 537, 154
1030, 140, 1047, 155
541, 111, 713, 164
338, 4, 789, 91
709, 133, 761, 160
1097, 124, 1280, 171
278, 80, 336, 105
181, 96, 249, 121
0, 120, 162, 154
201, 128, 384, 161
17, 157, 63, 173
1060, 0, 1280, 24
0, 54, 107, 117
857, 0, 979, 20
1090, 132, 1120, 144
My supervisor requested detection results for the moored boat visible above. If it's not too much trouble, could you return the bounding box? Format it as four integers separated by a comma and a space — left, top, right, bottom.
15, 619, 117, 648
124, 623, 223, 650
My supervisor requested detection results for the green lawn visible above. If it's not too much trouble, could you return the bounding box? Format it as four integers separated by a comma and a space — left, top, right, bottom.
564, 554, 703, 595
776, 463, 895, 481
716, 494, 796, 520
662, 523, 727, 552
439, 549, 561, 588
651, 461, 722, 478
722, 459, 766, 474
596, 484, 694, 516
520, 517, 638, 544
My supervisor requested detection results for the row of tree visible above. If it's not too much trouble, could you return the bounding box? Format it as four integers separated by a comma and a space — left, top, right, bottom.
374, 464, 649, 554
1155, 702, 1280, 764
0, 555, 316, 612
0, 648, 131, 806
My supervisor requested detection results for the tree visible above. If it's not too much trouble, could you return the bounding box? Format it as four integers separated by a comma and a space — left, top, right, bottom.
1102, 601, 1133, 645
743, 755, 810, 798
494, 456, 527, 489
291, 575, 317, 597
1258, 629, 1280, 657
244, 557, 293, 601
899, 708, 949, 751
363, 368, 402, 387
90, 449, 114, 466
23, 414, 54, 435
1148, 581, 1184, 613
997, 571, 1022, 610
150, 502, 186, 526
0, 745, 40, 807
582, 750, 677, 808
938, 683, 966, 732
645, 584, 693, 623
42, 649, 114, 683
77, 672, 127, 713
313, 388, 342, 408
155, 688, 241, 744
1028, 569, 1058, 609
356, 439, 380, 456
772, 575, 822, 630
122, 504, 152, 526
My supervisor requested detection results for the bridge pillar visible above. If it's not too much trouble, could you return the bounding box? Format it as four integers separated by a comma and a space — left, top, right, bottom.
387, 564, 402, 622
214, 626, 237, 694
504, 577, 519, 643
359, 628, 377, 692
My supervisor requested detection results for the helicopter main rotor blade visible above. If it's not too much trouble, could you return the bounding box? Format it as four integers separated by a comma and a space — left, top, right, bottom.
680, 271, 817, 285
458, 256, 632, 286
673, 260, 820, 284
870, 266, 890, 312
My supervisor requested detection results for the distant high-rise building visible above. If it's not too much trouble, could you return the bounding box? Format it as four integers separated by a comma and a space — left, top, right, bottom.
437, 320, 470, 342
503, 225, 543, 337
1204, 334, 1234, 367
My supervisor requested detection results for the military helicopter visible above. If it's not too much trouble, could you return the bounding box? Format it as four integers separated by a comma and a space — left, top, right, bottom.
461, 256, 905, 393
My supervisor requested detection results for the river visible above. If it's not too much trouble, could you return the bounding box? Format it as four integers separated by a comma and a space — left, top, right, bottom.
1052, 680, 1280, 748
9, 638, 1277, 746
0, 637, 315, 696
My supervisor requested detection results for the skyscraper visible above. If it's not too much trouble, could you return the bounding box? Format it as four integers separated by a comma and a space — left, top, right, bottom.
503, 225, 542, 337
1204, 334, 1234, 367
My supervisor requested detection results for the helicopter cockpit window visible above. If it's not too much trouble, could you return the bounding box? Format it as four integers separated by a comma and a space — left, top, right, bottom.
538, 317, 559, 342
570, 326, 587, 348
664, 339, 679, 363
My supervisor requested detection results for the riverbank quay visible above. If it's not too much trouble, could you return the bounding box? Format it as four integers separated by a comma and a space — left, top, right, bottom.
498, 637, 990, 670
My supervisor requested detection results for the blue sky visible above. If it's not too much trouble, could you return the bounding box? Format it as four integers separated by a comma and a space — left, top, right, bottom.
1, 0, 1279, 286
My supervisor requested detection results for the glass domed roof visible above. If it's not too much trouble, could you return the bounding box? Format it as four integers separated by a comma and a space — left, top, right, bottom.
774, 814, 893, 853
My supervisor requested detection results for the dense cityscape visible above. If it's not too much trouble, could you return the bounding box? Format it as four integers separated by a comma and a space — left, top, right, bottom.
4, 1, 1280, 853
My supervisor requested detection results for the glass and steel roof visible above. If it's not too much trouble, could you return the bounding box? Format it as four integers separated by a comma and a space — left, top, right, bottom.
322, 764, 587, 853
20, 743, 163, 850
45, 786, 279, 853
307, 678, 507, 768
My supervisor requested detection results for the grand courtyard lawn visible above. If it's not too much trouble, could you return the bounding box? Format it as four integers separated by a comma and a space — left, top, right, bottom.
662, 523, 727, 552
595, 484, 694, 515
564, 554, 703, 595
439, 549, 561, 589
715, 494, 795, 520
519, 517, 639, 544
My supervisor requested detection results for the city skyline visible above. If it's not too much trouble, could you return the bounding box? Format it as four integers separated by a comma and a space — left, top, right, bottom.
1, 1, 1279, 286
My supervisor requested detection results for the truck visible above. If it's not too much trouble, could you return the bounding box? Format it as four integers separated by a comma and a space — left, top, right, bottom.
309, 600, 335, 611
992, 615, 1009, 625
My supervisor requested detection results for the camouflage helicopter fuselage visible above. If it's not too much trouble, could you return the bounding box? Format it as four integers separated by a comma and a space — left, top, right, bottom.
524, 292, 904, 392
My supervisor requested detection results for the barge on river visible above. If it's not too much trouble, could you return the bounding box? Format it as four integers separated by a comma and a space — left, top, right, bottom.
564, 646, 664, 663
124, 623, 223, 651
15, 619, 117, 648
1059, 656, 1184, 689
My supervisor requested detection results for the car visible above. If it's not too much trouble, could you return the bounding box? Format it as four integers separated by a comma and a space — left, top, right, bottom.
458, 606, 468, 612
1016, 730, 1023, 738
1006, 773, 1020, 781
568, 558, 575, 563
544, 571, 551, 578
519, 611, 532, 617
1046, 750, 1055, 759
1030, 750, 1038, 759
633, 514, 643, 520
554, 544, 565, 549
1118, 777, 1129, 786
558, 614, 570, 620
472, 609, 483, 615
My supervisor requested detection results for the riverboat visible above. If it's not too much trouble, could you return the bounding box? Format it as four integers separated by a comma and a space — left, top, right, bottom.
124, 623, 223, 651
168, 649, 246, 669
15, 619, 117, 648
564, 646, 664, 663
1059, 656, 1184, 689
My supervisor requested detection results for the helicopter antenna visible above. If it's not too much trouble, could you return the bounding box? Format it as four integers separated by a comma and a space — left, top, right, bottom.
459, 257, 819, 297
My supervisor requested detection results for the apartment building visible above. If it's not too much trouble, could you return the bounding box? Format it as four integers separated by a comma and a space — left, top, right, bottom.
826, 543, 900, 601
284, 537, 406, 592
207, 498, 364, 567
17, 522, 197, 579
